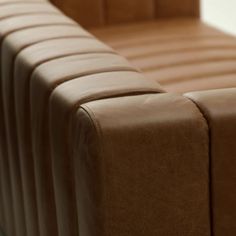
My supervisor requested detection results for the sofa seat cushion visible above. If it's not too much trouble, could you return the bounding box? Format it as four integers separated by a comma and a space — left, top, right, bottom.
91, 18, 236, 93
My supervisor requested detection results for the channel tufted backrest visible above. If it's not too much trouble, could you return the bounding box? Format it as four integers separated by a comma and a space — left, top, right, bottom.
0, 1, 164, 236
50, 0, 199, 28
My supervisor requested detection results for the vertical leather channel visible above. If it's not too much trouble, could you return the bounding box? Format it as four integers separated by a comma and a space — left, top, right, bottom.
71, 93, 210, 236
0, 3, 67, 236
155, 0, 200, 18
50, 0, 199, 28
9, 26, 90, 236
0, 175, 5, 232
105, 0, 155, 25
14, 36, 112, 236
50, 0, 105, 27
185, 88, 236, 236
50, 0, 156, 27
48, 70, 161, 236
0, 3, 75, 236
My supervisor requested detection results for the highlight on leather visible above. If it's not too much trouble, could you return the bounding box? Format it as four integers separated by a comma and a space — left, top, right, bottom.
51, 0, 199, 27
71, 93, 210, 236
0, 0, 235, 236
0, 1, 162, 236
185, 88, 236, 236
92, 18, 236, 93
0, 6, 80, 236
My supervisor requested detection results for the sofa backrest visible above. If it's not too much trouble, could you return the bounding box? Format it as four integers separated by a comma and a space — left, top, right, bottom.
50, 0, 199, 28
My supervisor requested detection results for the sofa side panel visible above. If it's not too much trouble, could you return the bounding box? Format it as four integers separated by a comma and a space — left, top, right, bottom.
155, 0, 200, 18
185, 88, 236, 236
72, 93, 210, 236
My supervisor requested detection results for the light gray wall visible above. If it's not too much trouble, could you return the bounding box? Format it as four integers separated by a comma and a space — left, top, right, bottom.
201, 0, 236, 36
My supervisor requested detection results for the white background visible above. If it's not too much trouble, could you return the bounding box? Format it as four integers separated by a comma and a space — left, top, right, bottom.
201, 0, 236, 36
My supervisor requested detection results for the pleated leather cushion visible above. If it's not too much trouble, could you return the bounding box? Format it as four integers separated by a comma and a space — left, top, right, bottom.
156, 0, 199, 17
51, 0, 199, 28
91, 18, 236, 93
3, 27, 91, 236
23, 40, 161, 235
51, 0, 156, 27
13, 37, 113, 236
185, 88, 236, 236
0, 2, 60, 19
0, 5, 66, 235
14, 37, 162, 235
0, 2, 84, 236
71, 93, 210, 236
0, 1, 163, 236
0, 5, 76, 236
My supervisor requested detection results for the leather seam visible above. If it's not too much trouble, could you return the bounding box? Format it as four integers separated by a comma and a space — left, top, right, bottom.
127, 45, 236, 59
1, 22, 77, 47
111, 34, 227, 48
142, 56, 236, 73
79, 104, 108, 236
10, 34, 93, 63
3, 22, 78, 44
0, 11, 62, 21
0, 11, 61, 21
48, 67, 142, 90
0, 1, 43, 6
184, 95, 214, 236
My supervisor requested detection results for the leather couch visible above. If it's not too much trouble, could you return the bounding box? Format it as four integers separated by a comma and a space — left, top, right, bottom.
0, 0, 235, 235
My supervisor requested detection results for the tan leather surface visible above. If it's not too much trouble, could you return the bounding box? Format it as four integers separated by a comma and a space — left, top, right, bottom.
0, 53, 15, 236
156, 0, 199, 18
0, 0, 42, 3
19, 42, 160, 235
3, 27, 90, 236
0, 2, 163, 236
0, 2, 82, 236
3, 30, 91, 236
105, 0, 155, 25
92, 19, 236, 93
71, 93, 210, 236
0, 13, 75, 36
0, 0, 235, 235
50, 0, 105, 28
0, 7, 76, 236
51, 0, 199, 28
0, 0, 40, 4
0, 2, 60, 20
185, 88, 236, 236
48, 70, 161, 236
0, 92, 14, 236
0, 181, 4, 231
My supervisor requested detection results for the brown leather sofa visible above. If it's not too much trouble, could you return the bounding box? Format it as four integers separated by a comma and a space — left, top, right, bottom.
0, 0, 235, 236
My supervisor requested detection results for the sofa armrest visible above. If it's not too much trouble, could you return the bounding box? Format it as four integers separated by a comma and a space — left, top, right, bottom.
0, 1, 163, 235
185, 88, 236, 236
0, 1, 203, 236
156, 0, 199, 18
48, 71, 162, 235
70, 93, 210, 236
51, 0, 199, 28
0, 2, 77, 235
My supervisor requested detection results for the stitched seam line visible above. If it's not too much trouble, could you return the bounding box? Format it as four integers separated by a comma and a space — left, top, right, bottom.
184, 95, 214, 236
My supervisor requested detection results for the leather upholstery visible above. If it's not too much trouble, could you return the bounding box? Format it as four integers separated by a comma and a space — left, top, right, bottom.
4, 28, 92, 236
49, 71, 161, 235
0, 0, 235, 236
72, 93, 210, 236
185, 88, 236, 236
0, 9, 78, 236
0, 1, 162, 236
156, 0, 199, 18
91, 19, 236, 93
0, 4, 76, 236
51, 0, 199, 28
